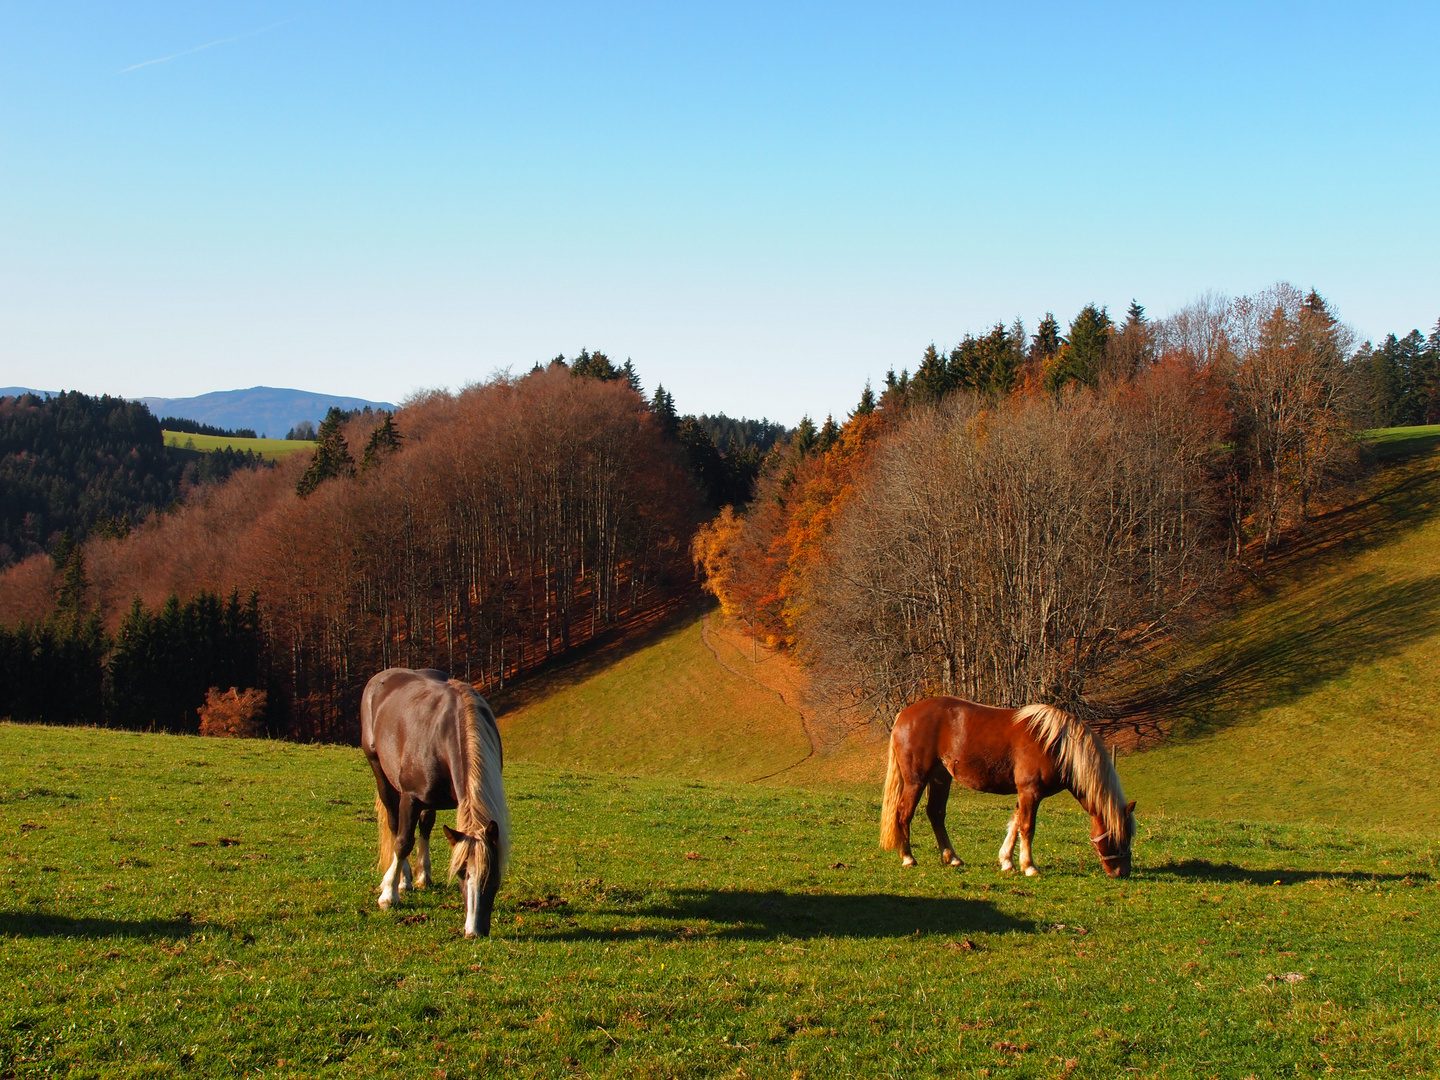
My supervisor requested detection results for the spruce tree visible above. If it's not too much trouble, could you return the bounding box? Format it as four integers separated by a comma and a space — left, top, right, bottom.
852, 381, 876, 417
1047, 304, 1112, 391
1030, 313, 1062, 365
794, 416, 817, 456
360, 412, 402, 471
817, 414, 840, 453
650, 385, 678, 438
296, 408, 356, 497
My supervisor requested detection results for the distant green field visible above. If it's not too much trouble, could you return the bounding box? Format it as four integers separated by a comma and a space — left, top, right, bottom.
162, 430, 314, 458
1362, 423, 1440, 461
1, 723, 1436, 1079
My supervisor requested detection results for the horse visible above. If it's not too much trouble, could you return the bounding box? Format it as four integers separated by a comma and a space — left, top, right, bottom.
360, 667, 511, 937
879, 697, 1135, 878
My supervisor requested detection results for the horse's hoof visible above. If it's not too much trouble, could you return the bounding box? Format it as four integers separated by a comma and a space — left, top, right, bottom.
999, 861, 1014, 873
947, 856, 964, 868
1024, 866, 1040, 878
378, 897, 393, 910
415, 877, 431, 890
900, 856, 917, 868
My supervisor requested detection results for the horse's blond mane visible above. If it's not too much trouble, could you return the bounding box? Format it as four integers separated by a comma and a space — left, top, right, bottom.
447, 681, 511, 883
1014, 704, 1131, 845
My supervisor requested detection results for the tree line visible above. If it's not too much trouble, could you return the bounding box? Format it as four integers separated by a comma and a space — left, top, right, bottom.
696, 284, 1430, 728
0, 391, 270, 570
0, 360, 714, 741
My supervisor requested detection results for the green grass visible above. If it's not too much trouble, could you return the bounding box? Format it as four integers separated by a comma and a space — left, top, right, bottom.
162, 431, 314, 459
498, 611, 812, 784
4, 435, 1440, 1077
1122, 443, 1440, 830
1362, 424, 1440, 462
2, 723, 1437, 1079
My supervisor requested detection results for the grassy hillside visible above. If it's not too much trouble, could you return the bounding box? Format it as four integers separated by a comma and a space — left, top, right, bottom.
162, 430, 314, 458
497, 609, 813, 784
2, 722, 1436, 1078
1122, 434, 1440, 831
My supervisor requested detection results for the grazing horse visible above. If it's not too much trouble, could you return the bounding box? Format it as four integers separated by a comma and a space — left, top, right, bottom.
360, 668, 511, 937
879, 697, 1135, 878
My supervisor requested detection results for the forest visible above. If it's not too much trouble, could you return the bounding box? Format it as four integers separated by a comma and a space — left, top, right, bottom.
1, 291, 1436, 741
695, 286, 1440, 728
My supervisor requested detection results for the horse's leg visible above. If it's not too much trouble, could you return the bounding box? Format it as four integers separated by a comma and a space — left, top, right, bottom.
998, 808, 1019, 873
379, 795, 420, 909
414, 809, 436, 889
896, 779, 925, 868
925, 771, 963, 867
1015, 790, 1042, 877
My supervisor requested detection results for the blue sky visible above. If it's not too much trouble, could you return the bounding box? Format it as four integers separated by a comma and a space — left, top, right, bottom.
2, 2, 1436, 424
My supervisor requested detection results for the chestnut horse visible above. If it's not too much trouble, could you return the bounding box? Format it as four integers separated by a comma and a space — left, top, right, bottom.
361, 668, 511, 937
880, 697, 1135, 878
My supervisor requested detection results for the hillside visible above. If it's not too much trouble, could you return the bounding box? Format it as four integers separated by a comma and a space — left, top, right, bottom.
498, 429, 1440, 831
161, 430, 315, 459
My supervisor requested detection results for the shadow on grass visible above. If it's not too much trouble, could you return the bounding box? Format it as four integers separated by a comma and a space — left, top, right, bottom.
0, 912, 194, 939
1108, 453, 1440, 742
1149, 859, 1432, 887
1120, 571, 1440, 739
530, 888, 1032, 941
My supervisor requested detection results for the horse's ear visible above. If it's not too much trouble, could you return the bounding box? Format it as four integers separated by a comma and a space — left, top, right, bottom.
442, 824, 465, 846
485, 819, 500, 845
1125, 801, 1137, 816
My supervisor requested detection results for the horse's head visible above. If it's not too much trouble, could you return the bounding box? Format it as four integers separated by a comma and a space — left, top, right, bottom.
1090, 800, 1137, 878
443, 820, 502, 937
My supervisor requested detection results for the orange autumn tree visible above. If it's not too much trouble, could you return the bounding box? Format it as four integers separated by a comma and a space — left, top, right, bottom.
693, 397, 893, 649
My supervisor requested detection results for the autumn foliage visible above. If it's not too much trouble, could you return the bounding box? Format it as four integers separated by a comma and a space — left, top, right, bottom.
0, 366, 700, 739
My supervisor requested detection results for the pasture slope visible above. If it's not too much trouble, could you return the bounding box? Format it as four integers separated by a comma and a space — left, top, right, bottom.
161, 431, 315, 460
1, 434, 1438, 1078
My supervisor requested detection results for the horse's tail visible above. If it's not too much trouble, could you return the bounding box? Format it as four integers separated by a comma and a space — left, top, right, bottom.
878, 727, 904, 850
375, 793, 394, 873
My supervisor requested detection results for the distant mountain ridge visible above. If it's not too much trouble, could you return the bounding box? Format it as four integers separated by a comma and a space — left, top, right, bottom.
141, 387, 396, 439
0, 386, 396, 440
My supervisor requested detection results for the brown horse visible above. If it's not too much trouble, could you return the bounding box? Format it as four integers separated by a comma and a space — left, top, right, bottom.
879, 697, 1135, 878
360, 668, 511, 937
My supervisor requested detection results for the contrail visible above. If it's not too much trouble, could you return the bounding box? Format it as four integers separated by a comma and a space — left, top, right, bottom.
118, 17, 298, 73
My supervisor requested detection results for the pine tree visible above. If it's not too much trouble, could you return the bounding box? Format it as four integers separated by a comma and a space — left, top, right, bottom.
913, 344, 952, 402
794, 416, 818, 456
817, 414, 840, 453
360, 412, 402, 471
1047, 304, 1112, 391
851, 381, 876, 418
650, 385, 678, 438
571, 348, 621, 381
296, 408, 356, 497
621, 359, 643, 396
1030, 313, 1062, 365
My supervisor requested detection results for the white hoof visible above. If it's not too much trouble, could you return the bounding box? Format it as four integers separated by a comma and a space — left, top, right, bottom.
901, 855, 917, 867
415, 874, 432, 890
378, 895, 394, 910
1024, 866, 1039, 877
999, 860, 1014, 873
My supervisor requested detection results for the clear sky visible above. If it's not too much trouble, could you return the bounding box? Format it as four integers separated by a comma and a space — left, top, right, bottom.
2, 2, 1436, 425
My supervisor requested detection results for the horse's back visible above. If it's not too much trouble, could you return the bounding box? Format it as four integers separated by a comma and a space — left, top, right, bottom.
893, 696, 1031, 794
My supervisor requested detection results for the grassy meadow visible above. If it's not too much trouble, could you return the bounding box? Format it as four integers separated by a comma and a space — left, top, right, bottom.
162, 432, 314, 459
2, 724, 1436, 1079
3, 432, 1439, 1078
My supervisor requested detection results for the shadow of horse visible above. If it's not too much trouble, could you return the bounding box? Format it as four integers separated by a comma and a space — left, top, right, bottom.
1148, 859, 1432, 887
524, 888, 1032, 942
0, 912, 195, 939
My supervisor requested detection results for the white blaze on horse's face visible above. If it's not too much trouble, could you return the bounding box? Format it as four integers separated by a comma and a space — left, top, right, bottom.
445, 820, 502, 939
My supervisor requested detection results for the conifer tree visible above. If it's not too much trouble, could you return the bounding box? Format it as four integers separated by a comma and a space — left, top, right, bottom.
817, 414, 840, 453
361, 412, 402, 471
851, 381, 876, 418
621, 359, 643, 396
650, 384, 678, 438
913, 344, 952, 402
296, 408, 356, 497
1047, 304, 1112, 391
794, 416, 818, 456
1030, 313, 1062, 365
